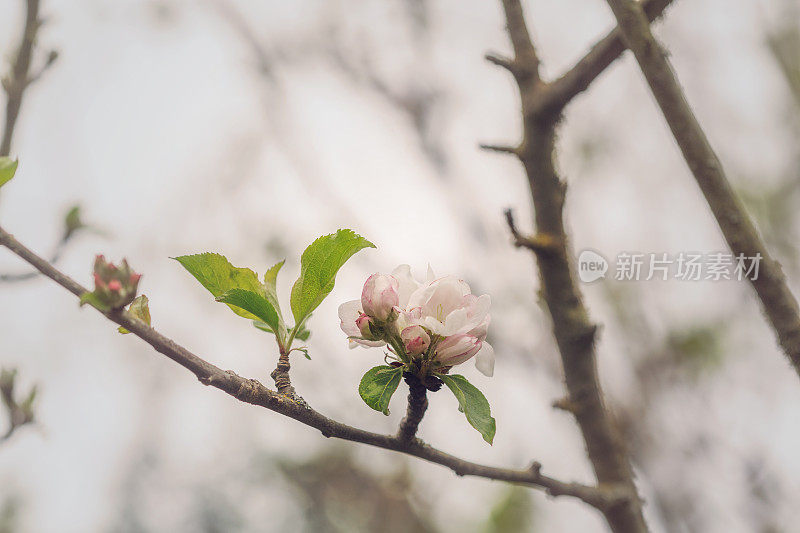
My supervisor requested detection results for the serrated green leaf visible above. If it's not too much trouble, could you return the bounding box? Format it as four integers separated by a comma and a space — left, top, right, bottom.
290, 229, 374, 325
358, 365, 403, 415
263, 260, 287, 338
119, 295, 151, 334
439, 373, 496, 444
80, 291, 110, 312
0, 158, 18, 188
173, 253, 263, 320
216, 289, 280, 333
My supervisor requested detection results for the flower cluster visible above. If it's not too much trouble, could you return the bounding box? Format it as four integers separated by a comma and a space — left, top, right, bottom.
91, 255, 142, 309
339, 265, 494, 377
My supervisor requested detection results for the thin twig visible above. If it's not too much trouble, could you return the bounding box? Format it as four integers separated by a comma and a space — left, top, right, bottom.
492, 2, 649, 531
2, 0, 55, 157
1, 233, 67, 282
602, 0, 800, 379
0, 368, 36, 444
547, 0, 674, 110
0, 224, 625, 511
0, 206, 88, 284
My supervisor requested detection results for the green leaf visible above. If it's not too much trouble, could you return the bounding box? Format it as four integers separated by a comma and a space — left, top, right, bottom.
63, 205, 86, 240
358, 365, 403, 415
263, 260, 287, 338
0, 158, 18, 189
79, 291, 110, 312
173, 253, 264, 320
438, 373, 496, 444
290, 229, 375, 325
253, 320, 274, 334
119, 295, 151, 334
216, 289, 280, 333
294, 323, 311, 341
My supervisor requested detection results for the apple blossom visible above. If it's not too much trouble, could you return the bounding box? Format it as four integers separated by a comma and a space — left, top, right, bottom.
340, 265, 495, 377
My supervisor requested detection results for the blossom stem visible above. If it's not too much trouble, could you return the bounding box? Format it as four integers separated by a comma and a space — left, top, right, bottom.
397, 373, 428, 442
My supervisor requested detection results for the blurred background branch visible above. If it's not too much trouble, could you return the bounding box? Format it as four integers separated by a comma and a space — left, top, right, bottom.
602, 0, 800, 379
1, 0, 56, 157
486, 1, 652, 530
0, 368, 36, 444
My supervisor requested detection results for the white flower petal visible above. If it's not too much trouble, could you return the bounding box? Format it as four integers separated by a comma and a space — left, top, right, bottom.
441, 308, 469, 336
338, 300, 362, 337
391, 264, 420, 308
475, 341, 495, 377
426, 264, 436, 283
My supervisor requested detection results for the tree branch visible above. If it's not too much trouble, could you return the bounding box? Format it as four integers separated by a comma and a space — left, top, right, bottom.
0, 205, 88, 284
547, 0, 674, 110
489, 2, 649, 531
499, 0, 541, 84
0, 367, 36, 444
1, 0, 56, 157
0, 224, 623, 511
602, 0, 800, 379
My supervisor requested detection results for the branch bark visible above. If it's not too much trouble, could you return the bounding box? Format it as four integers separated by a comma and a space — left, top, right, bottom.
489, 1, 649, 531
602, 0, 800, 379
0, 224, 626, 511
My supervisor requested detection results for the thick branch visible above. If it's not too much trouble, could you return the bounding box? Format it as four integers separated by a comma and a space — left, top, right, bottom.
2, 0, 45, 157
0, 225, 620, 510
493, 3, 649, 532
602, 0, 800, 379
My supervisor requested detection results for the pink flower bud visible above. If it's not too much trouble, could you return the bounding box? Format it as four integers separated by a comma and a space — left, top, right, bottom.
434, 334, 482, 367
361, 273, 399, 321
401, 325, 431, 357
90, 255, 141, 309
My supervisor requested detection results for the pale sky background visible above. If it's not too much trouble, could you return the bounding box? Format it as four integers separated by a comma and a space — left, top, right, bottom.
1, 0, 799, 532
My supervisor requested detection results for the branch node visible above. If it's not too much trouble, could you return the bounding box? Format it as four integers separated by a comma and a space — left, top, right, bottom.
504, 209, 560, 254
552, 396, 579, 413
